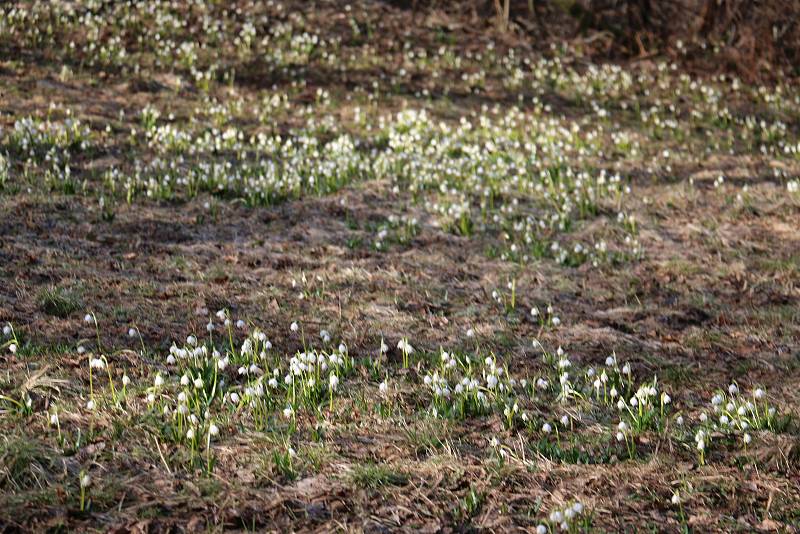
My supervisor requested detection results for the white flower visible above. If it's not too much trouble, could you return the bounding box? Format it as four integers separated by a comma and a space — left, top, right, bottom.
283, 406, 294, 419
128, 328, 137, 338
50, 413, 59, 425
166, 355, 176, 365
236, 320, 246, 329
572, 502, 583, 514
622, 363, 631, 375
209, 423, 219, 437
754, 388, 765, 400
194, 378, 203, 389
9, 343, 17, 354
600, 370, 607, 383
2, 325, 10, 336
466, 328, 475, 337
379, 380, 388, 395
186, 428, 195, 440
84, 314, 93, 324
560, 415, 569, 426
290, 322, 299, 332
699, 412, 708, 422
397, 339, 414, 353
671, 493, 681, 505
86, 400, 96, 410
676, 415, 684, 426
728, 383, 739, 395
329, 374, 339, 390
743, 433, 751, 444
186, 335, 197, 346
206, 321, 214, 332
77, 345, 86, 354
154, 374, 164, 387
536, 525, 547, 534
80, 473, 91, 488
230, 392, 240, 404
542, 423, 552, 434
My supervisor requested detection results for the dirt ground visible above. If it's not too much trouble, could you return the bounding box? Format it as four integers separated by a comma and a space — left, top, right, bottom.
1, 1, 799, 532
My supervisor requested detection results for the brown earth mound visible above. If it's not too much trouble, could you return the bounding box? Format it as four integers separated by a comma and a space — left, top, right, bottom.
385, 0, 800, 80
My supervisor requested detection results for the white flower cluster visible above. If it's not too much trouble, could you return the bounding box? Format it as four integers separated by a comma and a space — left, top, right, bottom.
543, 501, 585, 532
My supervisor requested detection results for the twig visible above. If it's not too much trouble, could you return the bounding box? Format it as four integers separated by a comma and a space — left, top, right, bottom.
152, 434, 172, 476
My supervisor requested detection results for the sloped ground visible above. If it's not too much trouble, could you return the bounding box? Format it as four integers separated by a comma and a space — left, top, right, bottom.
0, 1, 799, 532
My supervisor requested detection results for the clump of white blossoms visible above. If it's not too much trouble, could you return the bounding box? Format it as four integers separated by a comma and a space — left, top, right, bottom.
696, 382, 777, 458
397, 337, 414, 368
545, 501, 586, 532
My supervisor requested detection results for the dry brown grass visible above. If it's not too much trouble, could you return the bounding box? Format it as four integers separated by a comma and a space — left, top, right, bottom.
1, 1, 799, 532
